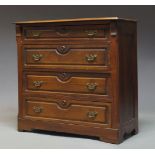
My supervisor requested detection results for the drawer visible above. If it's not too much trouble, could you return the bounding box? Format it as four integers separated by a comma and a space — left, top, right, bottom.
24, 46, 110, 67
24, 72, 112, 96
25, 100, 111, 124
23, 24, 110, 39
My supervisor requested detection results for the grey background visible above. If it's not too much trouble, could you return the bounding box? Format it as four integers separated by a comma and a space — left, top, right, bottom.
0, 5, 155, 148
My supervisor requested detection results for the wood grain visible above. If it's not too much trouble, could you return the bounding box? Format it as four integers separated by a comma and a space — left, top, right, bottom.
23, 24, 109, 39
25, 73, 111, 95
16, 17, 138, 144
25, 100, 109, 124
25, 47, 110, 66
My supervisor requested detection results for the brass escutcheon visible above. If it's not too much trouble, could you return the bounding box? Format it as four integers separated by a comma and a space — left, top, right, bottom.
56, 45, 70, 54
58, 100, 71, 109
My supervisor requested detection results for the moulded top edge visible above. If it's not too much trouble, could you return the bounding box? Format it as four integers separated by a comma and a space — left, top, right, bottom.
14, 17, 137, 24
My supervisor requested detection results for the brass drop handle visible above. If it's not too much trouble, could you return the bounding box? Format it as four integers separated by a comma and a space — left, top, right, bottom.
85, 54, 97, 62
31, 31, 41, 37
87, 111, 98, 119
86, 83, 97, 91
32, 54, 43, 61
86, 30, 97, 37
33, 106, 43, 113
33, 81, 43, 88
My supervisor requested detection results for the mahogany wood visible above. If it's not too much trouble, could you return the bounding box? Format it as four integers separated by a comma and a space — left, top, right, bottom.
16, 17, 138, 144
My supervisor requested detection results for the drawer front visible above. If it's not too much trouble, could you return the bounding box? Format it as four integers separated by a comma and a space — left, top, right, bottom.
25, 100, 111, 124
23, 24, 110, 39
24, 46, 110, 66
25, 72, 111, 96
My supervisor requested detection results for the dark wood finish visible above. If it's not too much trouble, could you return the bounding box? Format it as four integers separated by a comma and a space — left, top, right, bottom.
16, 17, 138, 144
23, 24, 109, 39
25, 73, 111, 96
25, 47, 110, 66
23, 44, 111, 72
25, 100, 110, 124
117, 21, 138, 137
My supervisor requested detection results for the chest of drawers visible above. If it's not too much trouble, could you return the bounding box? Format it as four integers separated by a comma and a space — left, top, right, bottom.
16, 17, 138, 144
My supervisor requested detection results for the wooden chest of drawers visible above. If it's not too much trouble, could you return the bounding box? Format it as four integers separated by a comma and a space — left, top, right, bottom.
15, 17, 138, 144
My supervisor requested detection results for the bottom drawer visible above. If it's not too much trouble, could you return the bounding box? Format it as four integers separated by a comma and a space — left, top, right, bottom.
25, 100, 110, 124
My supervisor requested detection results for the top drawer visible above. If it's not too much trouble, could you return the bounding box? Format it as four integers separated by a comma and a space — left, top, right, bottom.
23, 24, 110, 39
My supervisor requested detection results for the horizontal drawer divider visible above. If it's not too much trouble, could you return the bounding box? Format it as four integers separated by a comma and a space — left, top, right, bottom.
24, 116, 110, 127
23, 90, 113, 103
23, 66, 112, 73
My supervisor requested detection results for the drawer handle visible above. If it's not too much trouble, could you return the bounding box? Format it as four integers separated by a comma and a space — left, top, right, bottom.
87, 111, 98, 120
86, 83, 97, 91
33, 81, 43, 88
85, 54, 97, 62
33, 106, 43, 113
32, 54, 43, 61
31, 31, 41, 37
57, 45, 70, 54
86, 30, 97, 37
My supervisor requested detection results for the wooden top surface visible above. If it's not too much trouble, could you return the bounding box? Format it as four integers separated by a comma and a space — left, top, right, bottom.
15, 17, 136, 24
